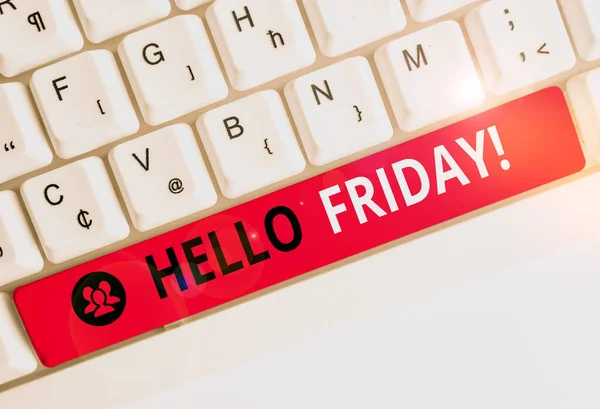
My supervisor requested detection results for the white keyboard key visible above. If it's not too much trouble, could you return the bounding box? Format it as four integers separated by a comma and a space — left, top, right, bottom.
0, 293, 37, 386
206, 0, 316, 91
405, 0, 479, 22
21, 157, 130, 264
465, 0, 575, 95
375, 21, 484, 132
567, 68, 600, 161
109, 124, 218, 232
559, 0, 600, 62
0, 0, 83, 77
175, 0, 213, 11
0, 83, 53, 184
31, 50, 139, 159
285, 57, 393, 166
119, 15, 228, 126
73, 0, 171, 44
196, 90, 306, 199
0, 191, 44, 287
302, 0, 407, 57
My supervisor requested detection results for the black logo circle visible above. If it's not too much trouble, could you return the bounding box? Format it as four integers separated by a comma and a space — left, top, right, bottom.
71, 272, 127, 326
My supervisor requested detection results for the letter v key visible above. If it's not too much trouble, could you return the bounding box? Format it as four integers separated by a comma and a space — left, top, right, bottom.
132, 148, 150, 171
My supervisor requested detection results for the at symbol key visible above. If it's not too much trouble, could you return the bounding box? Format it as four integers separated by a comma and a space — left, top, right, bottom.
168, 178, 185, 194
109, 124, 217, 232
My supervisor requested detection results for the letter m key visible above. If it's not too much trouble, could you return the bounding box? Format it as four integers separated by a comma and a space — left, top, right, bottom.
403, 44, 428, 72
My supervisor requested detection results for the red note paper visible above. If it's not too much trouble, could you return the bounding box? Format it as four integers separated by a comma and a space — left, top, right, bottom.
15, 87, 585, 367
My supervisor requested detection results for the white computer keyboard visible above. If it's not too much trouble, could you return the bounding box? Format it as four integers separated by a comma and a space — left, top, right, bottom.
2, 0, 600, 407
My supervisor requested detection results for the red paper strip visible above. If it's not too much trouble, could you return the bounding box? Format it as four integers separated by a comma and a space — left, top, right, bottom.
15, 87, 585, 367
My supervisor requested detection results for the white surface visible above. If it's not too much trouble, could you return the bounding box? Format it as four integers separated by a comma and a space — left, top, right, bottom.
0, 83, 53, 184
0, 294, 37, 387
206, 0, 316, 91
174, 0, 213, 11
3, 168, 600, 409
375, 21, 484, 132
559, 0, 600, 62
466, 0, 576, 95
405, 0, 478, 22
118, 15, 228, 126
73, 0, 171, 44
0, 0, 83, 77
197, 90, 306, 199
0, 191, 44, 287
302, 0, 407, 57
20, 157, 130, 264
31, 50, 139, 159
109, 124, 218, 232
285, 57, 393, 166
567, 68, 600, 161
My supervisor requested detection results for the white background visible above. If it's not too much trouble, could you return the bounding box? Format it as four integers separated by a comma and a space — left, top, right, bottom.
118, 170, 600, 409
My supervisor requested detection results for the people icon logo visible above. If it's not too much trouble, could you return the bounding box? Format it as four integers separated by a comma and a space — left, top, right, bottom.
71, 272, 127, 326
82, 281, 120, 318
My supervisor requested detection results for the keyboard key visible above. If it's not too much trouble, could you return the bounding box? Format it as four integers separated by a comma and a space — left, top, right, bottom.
465, 0, 576, 95
375, 21, 484, 132
73, 0, 171, 44
0, 191, 44, 287
302, 0, 407, 57
0, 293, 37, 386
285, 57, 393, 166
0, 0, 83, 77
119, 15, 228, 126
14, 88, 585, 367
206, 0, 316, 91
567, 68, 600, 161
559, 0, 600, 62
20, 157, 130, 264
175, 0, 212, 11
197, 90, 306, 199
405, 0, 478, 22
0, 83, 53, 184
31, 50, 139, 159
109, 124, 218, 232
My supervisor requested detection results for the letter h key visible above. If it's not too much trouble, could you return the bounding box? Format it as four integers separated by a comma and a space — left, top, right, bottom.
207, 0, 316, 91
